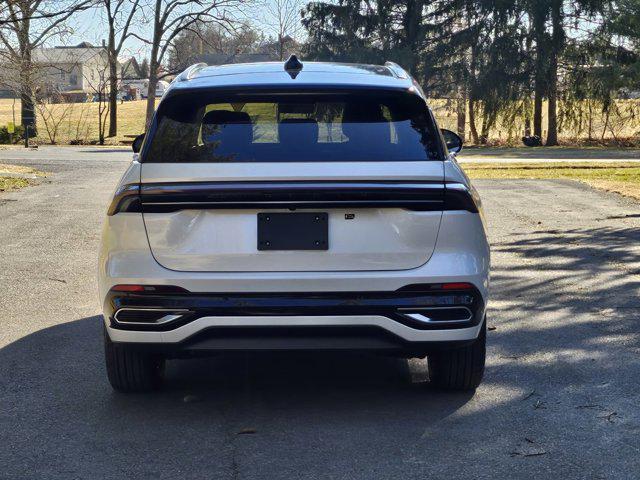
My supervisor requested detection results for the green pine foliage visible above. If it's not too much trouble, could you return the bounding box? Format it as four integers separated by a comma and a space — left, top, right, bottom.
301, 0, 640, 145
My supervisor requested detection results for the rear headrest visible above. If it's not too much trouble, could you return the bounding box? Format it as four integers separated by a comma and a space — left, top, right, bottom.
201, 110, 253, 146
202, 110, 251, 125
278, 118, 319, 146
342, 102, 386, 124
341, 102, 389, 144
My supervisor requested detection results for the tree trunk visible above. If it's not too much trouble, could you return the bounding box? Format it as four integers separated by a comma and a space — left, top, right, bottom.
533, 86, 543, 138
145, 61, 159, 129
145, 3, 161, 130
480, 108, 494, 144
108, 54, 118, 137
456, 86, 466, 142
532, 8, 546, 138
587, 100, 593, 141
402, 0, 423, 75
546, 57, 558, 146
20, 78, 35, 132
468, 99, 479, 144
99, 107, 105, 145
19, 42, 36, 132
546, 0, 562, 146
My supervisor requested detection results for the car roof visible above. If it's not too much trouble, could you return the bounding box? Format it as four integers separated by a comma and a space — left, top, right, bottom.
165, 60, 422, 97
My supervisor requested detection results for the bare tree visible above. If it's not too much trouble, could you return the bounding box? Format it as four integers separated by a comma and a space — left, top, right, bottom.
264, 0, 303, 60
35, 91, 75, 144
0, 0, 93, 130
100, 0, 141, 138
135, 0, 244, 128
84, 62, 111, 145
167, 23, 263, 72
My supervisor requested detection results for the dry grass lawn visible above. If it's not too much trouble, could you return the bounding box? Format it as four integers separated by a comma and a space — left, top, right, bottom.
429, 99, 640, 145
0, 177, 31, 191
0, 98, 147, 145
0, 163, 47, 192
1, 97, 639, 146
0, 163, 47, 176
464, 162, 640, 201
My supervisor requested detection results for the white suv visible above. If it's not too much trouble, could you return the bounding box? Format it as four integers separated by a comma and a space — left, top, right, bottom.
99, 57, 490, 392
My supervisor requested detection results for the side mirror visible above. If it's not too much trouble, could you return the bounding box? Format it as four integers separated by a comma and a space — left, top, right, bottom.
132, 133, 145, 153
441, 129, 463, 155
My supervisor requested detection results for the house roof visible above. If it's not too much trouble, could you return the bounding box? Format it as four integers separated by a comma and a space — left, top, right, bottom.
32, 46, 107, 65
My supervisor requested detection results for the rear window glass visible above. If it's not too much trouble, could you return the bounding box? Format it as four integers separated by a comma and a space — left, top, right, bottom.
144, 93, 441, 162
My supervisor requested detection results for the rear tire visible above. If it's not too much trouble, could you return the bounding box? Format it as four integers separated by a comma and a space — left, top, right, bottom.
428, 320, 486, 391
104, 326, 165, 393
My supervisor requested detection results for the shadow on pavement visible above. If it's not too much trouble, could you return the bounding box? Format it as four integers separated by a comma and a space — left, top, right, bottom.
491, 225, 640, 315
0, 316, 474, 479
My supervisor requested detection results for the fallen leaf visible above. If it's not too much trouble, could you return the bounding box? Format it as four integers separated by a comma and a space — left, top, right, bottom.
533, 400, 547, 410
510, 438, 547, 457
183, 394, 202, 403
576, 404, 603, 410
598, 411, 618, 423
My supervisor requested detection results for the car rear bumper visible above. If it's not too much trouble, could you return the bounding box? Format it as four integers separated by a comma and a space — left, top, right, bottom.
104, 287, 486, 354
107, 316, 483, 343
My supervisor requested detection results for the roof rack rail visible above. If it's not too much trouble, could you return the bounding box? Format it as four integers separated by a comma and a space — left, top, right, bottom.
177, 63, 208, 82
384, 61, 409, 79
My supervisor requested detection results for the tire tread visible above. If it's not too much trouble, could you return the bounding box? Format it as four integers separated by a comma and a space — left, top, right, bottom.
104, 327, 164, 393
428, 321, 486, 391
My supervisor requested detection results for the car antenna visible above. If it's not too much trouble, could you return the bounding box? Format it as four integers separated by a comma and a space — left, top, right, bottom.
284, 55, 303, 79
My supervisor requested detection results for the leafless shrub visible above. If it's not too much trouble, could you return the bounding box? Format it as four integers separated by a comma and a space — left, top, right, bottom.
35, 92, 74, 144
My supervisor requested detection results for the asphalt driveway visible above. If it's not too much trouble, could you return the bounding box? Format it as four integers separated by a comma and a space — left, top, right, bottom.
1, 147, 639, 479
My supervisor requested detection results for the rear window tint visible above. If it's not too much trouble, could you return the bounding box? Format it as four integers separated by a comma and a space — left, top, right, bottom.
144, 93, 442, 162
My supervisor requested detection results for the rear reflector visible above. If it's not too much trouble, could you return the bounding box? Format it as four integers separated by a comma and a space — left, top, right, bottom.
111, 284, 145, 292
441, 282, 474, 290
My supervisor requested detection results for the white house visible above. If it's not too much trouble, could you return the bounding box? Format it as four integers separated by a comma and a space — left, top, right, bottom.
0, 42, 116, 96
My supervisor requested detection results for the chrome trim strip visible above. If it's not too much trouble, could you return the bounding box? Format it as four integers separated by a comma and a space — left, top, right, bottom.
113, 308, 191, 325
398, 306, 473, 323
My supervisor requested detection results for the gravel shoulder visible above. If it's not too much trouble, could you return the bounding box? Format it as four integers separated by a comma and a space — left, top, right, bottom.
1, 149, 639, 480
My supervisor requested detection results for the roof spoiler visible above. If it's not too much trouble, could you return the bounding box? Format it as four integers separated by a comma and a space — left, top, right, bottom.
384, 61, 409, 79
177, 63, 208, 82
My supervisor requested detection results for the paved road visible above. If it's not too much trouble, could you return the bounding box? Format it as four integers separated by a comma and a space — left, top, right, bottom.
1, 148, 639, 479
1, 144, 639, 164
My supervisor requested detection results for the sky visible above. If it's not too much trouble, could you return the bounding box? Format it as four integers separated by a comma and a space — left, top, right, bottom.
54, 1, 306, 61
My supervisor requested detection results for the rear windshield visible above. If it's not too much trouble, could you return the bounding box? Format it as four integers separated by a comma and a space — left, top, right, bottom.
143, 92, 442, 162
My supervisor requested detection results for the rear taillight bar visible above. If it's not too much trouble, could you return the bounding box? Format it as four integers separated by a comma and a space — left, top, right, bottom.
107, 183, 141, 215
108, 181, 480, 215
443, 183, 480, 213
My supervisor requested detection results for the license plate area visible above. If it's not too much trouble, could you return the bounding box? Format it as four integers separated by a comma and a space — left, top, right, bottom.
257, 213, 328, 251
